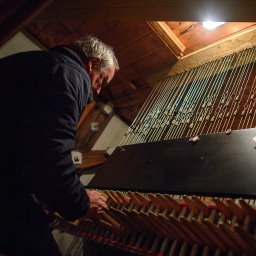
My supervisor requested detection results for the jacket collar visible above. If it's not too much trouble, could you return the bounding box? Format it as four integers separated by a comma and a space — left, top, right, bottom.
50, 45, 93, 103
50, 45, 84, 66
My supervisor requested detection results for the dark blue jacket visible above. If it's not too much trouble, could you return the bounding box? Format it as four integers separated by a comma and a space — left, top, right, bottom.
0, 46, 91, 248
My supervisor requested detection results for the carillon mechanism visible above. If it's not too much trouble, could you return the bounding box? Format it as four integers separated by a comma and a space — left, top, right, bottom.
52, 47, 256, 255
120, 46, 256, 145
52, 191, 256, 256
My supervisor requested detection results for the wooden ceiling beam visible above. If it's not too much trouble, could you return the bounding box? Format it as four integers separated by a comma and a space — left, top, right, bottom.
148, 21, 185, 57
36, 0, 256, 22
116, 73, 137, 90
0, 0, 54, 47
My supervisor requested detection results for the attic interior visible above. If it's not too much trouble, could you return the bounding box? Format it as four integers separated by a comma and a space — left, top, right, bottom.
2, 1, 256, 256
1, 0, 256, 169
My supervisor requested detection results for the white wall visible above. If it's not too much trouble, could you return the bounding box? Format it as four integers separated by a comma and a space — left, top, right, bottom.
0, 32, 41, 58
80, 114, 128, 186
92, 114, 128, 150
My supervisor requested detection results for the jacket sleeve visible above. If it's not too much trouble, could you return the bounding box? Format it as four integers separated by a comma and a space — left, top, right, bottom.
21, 62, 91, 221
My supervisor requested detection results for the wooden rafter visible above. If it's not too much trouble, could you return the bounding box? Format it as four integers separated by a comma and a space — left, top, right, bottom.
35, 0, 256, 22
0, 0, 55, 47
148, 21, 186, 57
116, 73, 137, 90
77, 100, 96, 128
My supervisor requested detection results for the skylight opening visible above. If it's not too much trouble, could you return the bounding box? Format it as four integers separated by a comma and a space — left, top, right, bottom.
202, 21, 226, 30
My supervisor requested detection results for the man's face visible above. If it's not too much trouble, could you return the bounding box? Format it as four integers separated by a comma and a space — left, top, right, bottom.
86, 58, 115, 95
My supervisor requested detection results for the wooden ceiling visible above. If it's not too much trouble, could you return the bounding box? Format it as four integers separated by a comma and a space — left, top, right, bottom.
2, 0, 256, 124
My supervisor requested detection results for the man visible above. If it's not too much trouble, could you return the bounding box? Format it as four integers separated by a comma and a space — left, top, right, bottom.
0, 35, 119, 255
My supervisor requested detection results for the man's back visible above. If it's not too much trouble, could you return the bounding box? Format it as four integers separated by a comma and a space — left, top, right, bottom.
0, 49, 90, 255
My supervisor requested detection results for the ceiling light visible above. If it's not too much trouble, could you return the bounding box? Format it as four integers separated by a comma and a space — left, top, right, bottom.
202, 21, 226, 30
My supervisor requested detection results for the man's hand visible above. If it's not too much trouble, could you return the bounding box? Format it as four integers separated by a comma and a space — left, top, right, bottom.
83, 190, 108, 219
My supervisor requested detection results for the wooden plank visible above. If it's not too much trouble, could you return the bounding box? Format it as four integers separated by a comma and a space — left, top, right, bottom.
76, 102, 113, 152
77, 21, 118, 38
26, 21, 48, 35
36, 0, 256, 22
100, 81, 133, 100
115, 31, 167, 68
107, 77, 149, 98
113, 47, 178, 83
26, 21, 84, 47
111, 87, 151, 108
148, 21, 186, 56
131, 77, 151, 88
116, 66, 139, 83
77, 100, 96, 129
57, 30, 83, 46
178, 22, 256, 55
29, 22, 74, 48
116, 73, 137, 90
99, 22, 153, 52
76, 106, 102, 150
127, 47, 178, 76
76, 150, 107, 169
166, 21, 200, 37
166, 27, 256, 77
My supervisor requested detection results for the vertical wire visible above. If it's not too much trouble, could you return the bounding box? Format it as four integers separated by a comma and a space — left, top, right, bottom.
64, 235, 81, 256
185, 60, 220, 137
186, 57, 228, 136
119, 46, 256, 146
143, 74, 183, 143
223, 50, 255, 130
146, 75, 180, 142
172, 66, 207, 138
129, 79, 166, 144
158, 69, 195, 141
236, 47, 256, 129
213, 48, 254, 133
164, 67, 201, 140
120, 79, 164, 145
73, 239, 84, 256
188, 53, 231, 135
205, 53, 237, 134
221, 49, 254, 131
220, 48, 255, 132
243, 74, 256, 129
166, 64, 208, 139
217, 51, 251, 134
190, 59, 221, 137
226, 47, 256, 131
204, 53, 236, 134
133, 76, 176, 144
173, 64, 208, 138
247, 76, 256, 128
150, 70, 193, 142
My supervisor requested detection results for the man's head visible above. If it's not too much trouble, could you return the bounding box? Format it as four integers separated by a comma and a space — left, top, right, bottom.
69, 35, 119, 94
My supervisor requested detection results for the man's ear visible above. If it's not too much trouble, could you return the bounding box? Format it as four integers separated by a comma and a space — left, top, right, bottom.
85, 57, 100, 72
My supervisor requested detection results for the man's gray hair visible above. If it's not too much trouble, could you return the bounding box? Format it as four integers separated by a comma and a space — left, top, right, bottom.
69, 35, 119, 72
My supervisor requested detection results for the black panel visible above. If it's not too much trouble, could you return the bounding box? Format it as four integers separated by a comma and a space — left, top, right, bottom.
88, 128, 256, 198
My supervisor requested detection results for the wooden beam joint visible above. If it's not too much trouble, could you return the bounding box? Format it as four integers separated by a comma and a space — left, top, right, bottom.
148, 21, 186, 57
